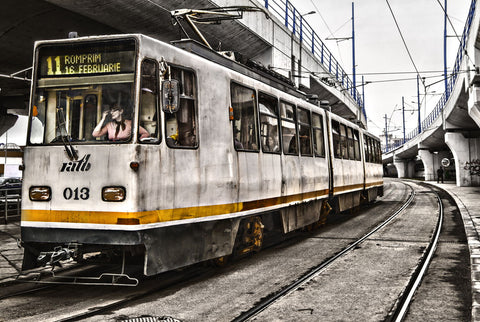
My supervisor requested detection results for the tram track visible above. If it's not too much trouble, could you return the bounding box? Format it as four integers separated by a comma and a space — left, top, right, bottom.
232, 182, 417, 321
386, 188, 443, 321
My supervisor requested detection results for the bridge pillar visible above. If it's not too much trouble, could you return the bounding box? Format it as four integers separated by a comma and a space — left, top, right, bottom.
393, 157, 417, 179
445, 132, 480, 186
393, 158, 406, 178
407, 160, 416, 178
418, 149, 435, 181
468, 86, 480, 126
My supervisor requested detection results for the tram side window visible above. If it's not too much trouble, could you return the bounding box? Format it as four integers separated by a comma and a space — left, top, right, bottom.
165, 67, 197, 147
280, 101, 298, 155
259, 92, 280, 153
346, 127, 355, 160
231, 83, 259, 151
369, 138, 376, 163
339, 124, 348, 159
364, 135, 377, 163
298, 107, 312, 156
363, 135, 370, 163
374, 139, 381, 163
139, 59, 160, 144
353, 129, 361, 161
376, 140, 382, 163
332, 121, 341, 158
312, 113, 325, 157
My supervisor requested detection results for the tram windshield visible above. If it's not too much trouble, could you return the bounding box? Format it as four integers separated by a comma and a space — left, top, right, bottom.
29, 39, 138, 144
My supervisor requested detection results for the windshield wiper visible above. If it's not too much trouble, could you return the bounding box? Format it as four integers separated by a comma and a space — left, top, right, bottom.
55, 95, 78, 160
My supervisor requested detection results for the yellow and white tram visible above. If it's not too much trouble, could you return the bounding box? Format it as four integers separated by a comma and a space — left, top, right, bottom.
21, 34, 383, 275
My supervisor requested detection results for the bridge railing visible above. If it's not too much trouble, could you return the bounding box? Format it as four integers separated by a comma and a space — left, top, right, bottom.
261, 0, 364, 109
383, 0, 476, 153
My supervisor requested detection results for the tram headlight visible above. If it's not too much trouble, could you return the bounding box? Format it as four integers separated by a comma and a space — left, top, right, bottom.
102, 187, 126, 202
29, 186, 51, 201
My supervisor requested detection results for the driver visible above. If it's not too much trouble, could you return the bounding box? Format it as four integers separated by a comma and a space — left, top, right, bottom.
92, 104, 149, 141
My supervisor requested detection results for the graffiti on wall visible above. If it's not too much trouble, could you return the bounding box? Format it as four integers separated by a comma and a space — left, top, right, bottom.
464, 160, 480, 176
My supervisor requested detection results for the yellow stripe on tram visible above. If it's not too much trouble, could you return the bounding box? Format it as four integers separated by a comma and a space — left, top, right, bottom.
21, 188, 335, 225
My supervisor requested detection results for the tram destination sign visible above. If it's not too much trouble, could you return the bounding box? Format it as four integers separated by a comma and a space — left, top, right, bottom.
37, 40, 136, 77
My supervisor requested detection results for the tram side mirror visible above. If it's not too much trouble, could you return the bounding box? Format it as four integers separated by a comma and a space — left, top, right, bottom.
161, 79, 180, 113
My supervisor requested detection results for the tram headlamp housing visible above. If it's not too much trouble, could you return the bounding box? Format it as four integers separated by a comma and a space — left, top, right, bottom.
102, 187, 126, 202
29, 186, 51, 201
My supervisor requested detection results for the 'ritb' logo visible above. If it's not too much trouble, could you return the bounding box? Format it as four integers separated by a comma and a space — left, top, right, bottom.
60, 154, 91, 172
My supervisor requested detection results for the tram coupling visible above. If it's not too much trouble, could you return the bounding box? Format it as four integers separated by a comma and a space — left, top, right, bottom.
37, 246, 76, 267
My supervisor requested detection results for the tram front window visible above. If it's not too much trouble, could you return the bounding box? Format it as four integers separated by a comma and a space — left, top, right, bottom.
29, 39, 138, 145
30, 82, 135, 144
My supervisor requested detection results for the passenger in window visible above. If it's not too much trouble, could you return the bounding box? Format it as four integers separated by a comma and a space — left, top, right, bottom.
264, 136, 279, 152
233, 127, 244, 149
92, 104, 149, 141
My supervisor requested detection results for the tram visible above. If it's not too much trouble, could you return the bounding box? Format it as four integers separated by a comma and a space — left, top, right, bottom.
21, 34, 383, 276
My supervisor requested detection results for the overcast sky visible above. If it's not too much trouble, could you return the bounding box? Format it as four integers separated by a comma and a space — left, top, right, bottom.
290, 0, 472, 137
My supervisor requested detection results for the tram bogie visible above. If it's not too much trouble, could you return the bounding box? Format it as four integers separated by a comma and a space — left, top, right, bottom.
20, 34, 383, 276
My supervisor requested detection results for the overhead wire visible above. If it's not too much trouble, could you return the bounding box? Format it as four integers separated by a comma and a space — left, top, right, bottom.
308, 0, 348, 66
385, 0, 424, 86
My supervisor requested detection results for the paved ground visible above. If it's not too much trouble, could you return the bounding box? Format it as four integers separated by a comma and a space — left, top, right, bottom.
1, 180, 479, 320
427, 180, 480, 321
0, 218, 22, 284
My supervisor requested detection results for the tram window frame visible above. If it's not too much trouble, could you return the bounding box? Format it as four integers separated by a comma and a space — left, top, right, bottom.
230, 82, 259, 152
297, 107, 313, 157
312, 112, 325, 158
259, 92, 281, 154
374, 139, 381, 164
346, 127, 355, 160
332, 120, 341, 158
353, 129, 361, 161
364, 135, 379, 164
138, 59, 161, 144
363, 134, 370, 163
375, 140, 383, 164
163, 65, 198, 149
280, 100, 298, 155
369, 137, 375, 163
339, 123, 348, 159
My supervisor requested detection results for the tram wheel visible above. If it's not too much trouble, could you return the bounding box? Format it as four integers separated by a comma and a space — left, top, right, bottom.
235, 216, 264, 256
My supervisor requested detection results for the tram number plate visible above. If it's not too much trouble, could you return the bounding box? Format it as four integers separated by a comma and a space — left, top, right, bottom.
63, 187, 90, 200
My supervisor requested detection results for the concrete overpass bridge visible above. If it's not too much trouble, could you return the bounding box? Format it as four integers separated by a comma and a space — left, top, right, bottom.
0, 0, 366, 135
382, 0, 480, 187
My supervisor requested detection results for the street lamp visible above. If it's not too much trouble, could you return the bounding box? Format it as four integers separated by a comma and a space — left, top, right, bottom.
299, 10, 315, 43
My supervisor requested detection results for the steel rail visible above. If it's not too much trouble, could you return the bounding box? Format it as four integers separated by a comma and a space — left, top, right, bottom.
388, 190, 444, 321
232, 184, 416, 322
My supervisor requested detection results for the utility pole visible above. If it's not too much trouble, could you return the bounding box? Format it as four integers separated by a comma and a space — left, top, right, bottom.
352, 2, 356, 101
402, 96, 406, 144
417, 74, 421, 134
444, 0, 448, 97
362, 75, 366, 121
384, 113, 388, 151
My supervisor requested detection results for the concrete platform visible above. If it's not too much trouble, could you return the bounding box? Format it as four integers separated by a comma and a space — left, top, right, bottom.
425, 180, 480, 321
